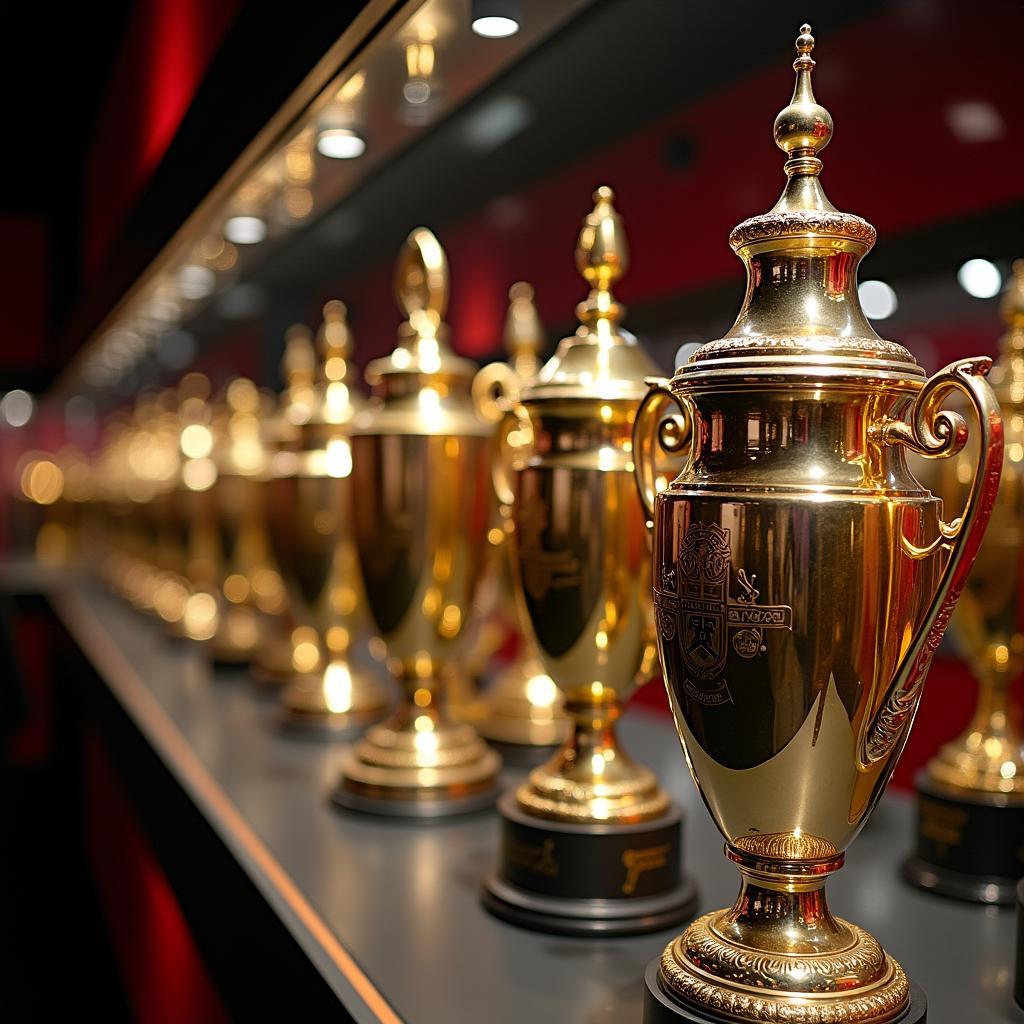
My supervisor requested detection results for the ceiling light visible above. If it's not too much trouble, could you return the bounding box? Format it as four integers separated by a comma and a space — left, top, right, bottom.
461, 95, 532, 151
317, 127, 366, 159
958, 258, 1002, 299
471, 0, 520, 37
858, 280, 898, 320
946, 101, 1005, 144
0, 389, 33, 427
177, 264, 216, 299
224, 215, 267, 245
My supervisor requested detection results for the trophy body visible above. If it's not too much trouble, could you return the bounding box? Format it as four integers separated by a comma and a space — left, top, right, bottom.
466, 283, 567, 756
331, 228, 501, 816
635, 27, 1001, 1023
904, 262, 1024, 905
260, 309, 392, 734
482, 189, 697, 936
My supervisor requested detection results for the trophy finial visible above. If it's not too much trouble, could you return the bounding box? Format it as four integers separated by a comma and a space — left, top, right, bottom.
504, 282, 543, 379
575, 185, 627, 328
318, 299, 360, 387
773, 23, 833, 183
1001, 260, 1024, 329
282, 325, 316, 386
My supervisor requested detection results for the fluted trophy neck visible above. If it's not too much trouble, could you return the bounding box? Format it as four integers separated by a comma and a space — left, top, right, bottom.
685, 24, 921, 380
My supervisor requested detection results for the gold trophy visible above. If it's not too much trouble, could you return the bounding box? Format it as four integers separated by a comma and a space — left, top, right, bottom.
633, 26, 1002, 1023
467, 283, 567, 754
174, 373, 224, 644
261, 303, 392, 734
904, 260, 1024, 905
209, 377, 276, 664
331, 227, 502, 816
481, 188, 697, 935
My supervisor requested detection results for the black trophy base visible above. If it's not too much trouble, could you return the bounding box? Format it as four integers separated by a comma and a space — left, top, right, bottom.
1015, 879, 1024, 1009
482, 791, 697, 937
642, 958, 928, 1023
902, 773, 1024, 906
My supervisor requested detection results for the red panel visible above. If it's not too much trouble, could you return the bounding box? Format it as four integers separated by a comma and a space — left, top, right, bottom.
83, 0, 242, 277
83, 728, 230, 1024
0, 216, 48, 367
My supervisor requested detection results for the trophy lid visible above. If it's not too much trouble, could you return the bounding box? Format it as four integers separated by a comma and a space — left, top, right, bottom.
683, 25, 923, 380
504, 282, 543, 382
522, 187, 659, 403
310, 299, 368, 425
365, 227, 478, 385
990, 259, 1024, 398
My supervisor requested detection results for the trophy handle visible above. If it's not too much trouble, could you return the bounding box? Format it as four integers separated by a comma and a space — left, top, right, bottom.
632, 377, 691, 531
471, 363, 534, 509
472, 361, 517, 426
862, 357, 1004, 764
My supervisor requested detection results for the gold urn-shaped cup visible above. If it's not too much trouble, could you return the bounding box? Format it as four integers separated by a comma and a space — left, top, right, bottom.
468, 282, 567, 752
481, 188, 697, 936
331, 227, 501, 817
904, 260, 1024, 905
260, 303, 392, 733
635, 25, 1002, 1023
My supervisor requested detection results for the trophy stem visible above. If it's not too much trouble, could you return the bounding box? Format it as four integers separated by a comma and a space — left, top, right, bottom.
654, 842, 913, 1023
332, 667, 501, 818
516, 690, 670, 824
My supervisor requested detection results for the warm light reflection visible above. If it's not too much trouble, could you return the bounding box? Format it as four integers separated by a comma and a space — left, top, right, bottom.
323, 662, 353, 713
525, 674, 557, 707
182, 458, 217, 491
325, 437, 353, 478
183, 592, 218, 641
180, 424, 213, 459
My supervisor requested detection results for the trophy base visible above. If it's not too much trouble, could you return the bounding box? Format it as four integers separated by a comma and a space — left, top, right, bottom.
248, 640, 294, 690
330, 783, 498, 819
902, 773, 1024, 906
275, 664, 392, 739
330, 719, 502, 819
481, 791, 697, 937
642, 959, 928, 1024
483, 738, 562, 769
279, 705, 386, 739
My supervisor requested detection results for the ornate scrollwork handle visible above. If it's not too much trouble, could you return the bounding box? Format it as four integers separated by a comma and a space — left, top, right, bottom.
471, 362, 534, 511
631, 377, 691, 532
862, 357, 1003, 764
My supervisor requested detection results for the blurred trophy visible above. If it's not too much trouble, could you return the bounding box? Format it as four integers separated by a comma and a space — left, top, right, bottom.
466, 283, 567, 754
332, 227, 502, 816
904, 260, 1024, 905
208, 377, 281, 664
634, 26, 1000, 1023
261, 303, 392, 734
173, 373, 223, 644
481, 188, 697, 935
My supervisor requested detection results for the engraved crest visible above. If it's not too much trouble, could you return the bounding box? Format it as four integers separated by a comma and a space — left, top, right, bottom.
678, 524, 731, 682
656, 522, 794, 707
517, 497, 582, 601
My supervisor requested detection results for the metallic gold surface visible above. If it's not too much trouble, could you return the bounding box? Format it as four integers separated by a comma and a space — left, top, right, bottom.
923, 260, 1024, 798
263, 304, 392, 733
467, 282, 567, 749
498, 188, 670, 825
334, 228, 501, 813
173, 373, 224, 642
634, 25, 1002, 1022
209, 377, 277, 663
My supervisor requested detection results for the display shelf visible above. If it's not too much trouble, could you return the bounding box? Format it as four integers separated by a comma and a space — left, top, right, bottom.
10, 565, 1023, 1022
